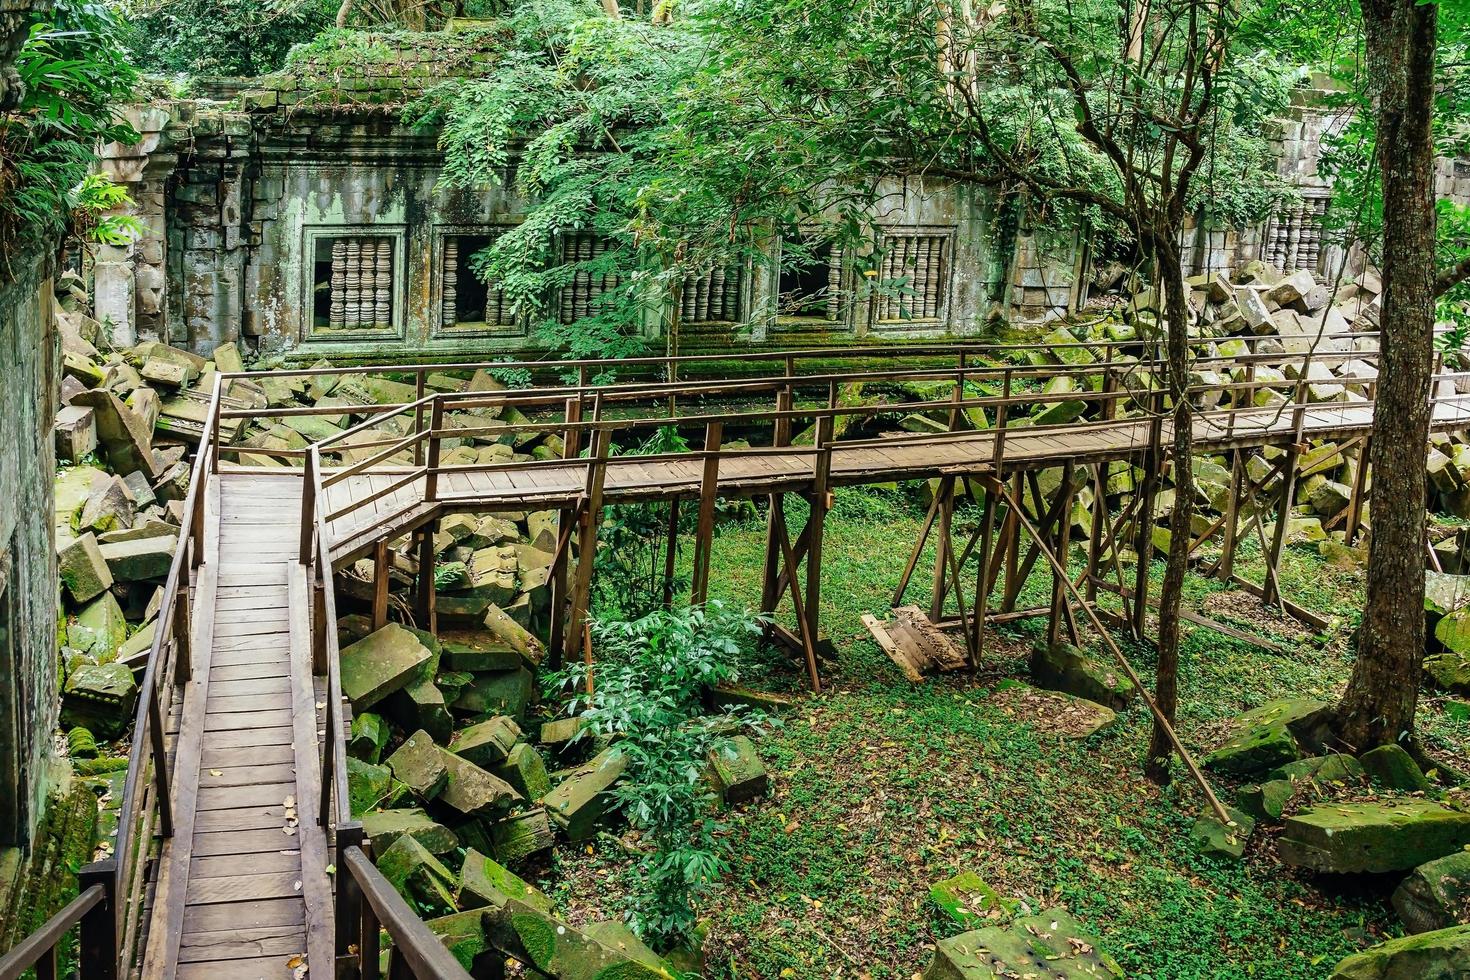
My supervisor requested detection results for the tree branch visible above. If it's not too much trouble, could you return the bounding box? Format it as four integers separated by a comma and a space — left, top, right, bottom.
1435, 254, 1470, 297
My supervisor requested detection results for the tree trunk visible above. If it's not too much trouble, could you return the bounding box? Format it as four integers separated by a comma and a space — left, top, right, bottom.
1146, 232, 1194, 784
1334, 0, 1438, 752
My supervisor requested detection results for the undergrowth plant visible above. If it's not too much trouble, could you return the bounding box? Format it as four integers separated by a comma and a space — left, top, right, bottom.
553, 600, 769, 950
592, 425, 691, 619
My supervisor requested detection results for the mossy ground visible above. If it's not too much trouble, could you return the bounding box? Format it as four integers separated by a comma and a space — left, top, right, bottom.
547, 487, 1470, 978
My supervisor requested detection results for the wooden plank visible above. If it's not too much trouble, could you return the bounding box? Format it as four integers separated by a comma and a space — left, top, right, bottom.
192, 827, 302, 857
196, 763, 298, 788
190, 850, 300, 880
204, 709, 294, 732
195, 781, 296, 811
208, 645, 290, 667
287, 561, 336, 977
189, 725, 295, 750
205, 692, 293, 714
185, 871, 303, 907
192, 805, 293, 834
206, 675, 292, 698
176, 953, 303, 979
178, 925, 306, 964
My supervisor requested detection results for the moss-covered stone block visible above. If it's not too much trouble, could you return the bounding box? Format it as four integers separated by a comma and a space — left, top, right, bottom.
1328, 924, 1470, 979
1392, 850, 1470, 934
340, 623, 432, 710
362, 808, 458, 856
1279, 800, 1470, 874
438, 746, 521, 817
923, 908, 1123, 979
489, 809, 555, 864
1202, 699, 1331, 776
386, 730, 449, 800
1361, 744, 1434, 793
450, 715, 521, 767
928, 871, 1016, 928
1236, 780, 1294, 823
706, 735, 768, 804
1425, 653, 1470, 695
424, 909, 492, 972
457, 847, 552, 911
349, 711, 390, 764
1190, 806, 1256, 860
543, 747, 626, 841
453, 666, 535, 722
347, 757, 392, 818
493, 743, 551, 801
374, 833, 457, 917
1029, 642, 1135, 711
484, 898, 675, 979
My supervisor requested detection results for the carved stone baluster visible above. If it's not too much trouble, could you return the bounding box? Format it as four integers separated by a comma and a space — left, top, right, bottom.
344, 238, 362, 328
442, 237, 458, 327
329, 240, 346, 329
375, 239, 392, 326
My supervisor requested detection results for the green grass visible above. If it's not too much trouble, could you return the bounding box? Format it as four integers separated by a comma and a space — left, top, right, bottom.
553, 486, 1469, 978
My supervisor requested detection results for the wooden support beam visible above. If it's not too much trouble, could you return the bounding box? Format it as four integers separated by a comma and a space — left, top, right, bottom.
929, 476, 956, 621
761, 387, 794, 614
662, 497, 680, 610
564, 428, 611, 664
371, 537, 390, 631
1048, 461, 1076, 649
548, 397, 583, 665
691, 422, 724, 605
414, 520, 437, 634
802, 416, 834, 687
1132, 414, 1164, 641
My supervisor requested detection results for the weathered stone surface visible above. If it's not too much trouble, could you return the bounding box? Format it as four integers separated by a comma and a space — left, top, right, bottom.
385, 676, 452, 745
441, 630, 522, 672
70, 388, 160, 478
361, 808, 459, 855
457, 847, 552, 911
439, 747, 521, 817
79, 476, 136, 534
581, 922, 671, 973
1425, 654, 1470, 695
707, 735, 767, 804
1190, 806, 1256, 860
490, 808, 556, 863
349, 711, 390, 764
539, 716, 585, 752
543, 747, 627, 840
61, 663, 137, 738
340, 623, 433, 709
1425, 572, 1470, 617
929, 871, 1016, 928
1029, 642, 1135, 711
55, 405, 97, 463
424, 909, 493, 973
1393, 850, 1470, 934
483, 605, 545, 666
923, 908, 1122, 979
387, 730, 449, 799
70, 592, 128, 660
98, 534, 176, 582
453, 667, 535, 722
484, 898, 675, 979
347, 757, 392, 817
450, 716, 521, 767
1236, 779, 1294, 823
375, 833, 457, 916
493, 743, 552, 801
57, 532, 114, 604
1328, 925, 1470, 979
1279, 800, 1470, 873
1361, 744, 1434, 793
1202, 699, 1332, 776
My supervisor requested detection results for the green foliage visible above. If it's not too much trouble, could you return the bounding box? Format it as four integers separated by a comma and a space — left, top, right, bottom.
121, 0, 336, 77
593, 425, 690, 620
71, 172, 145, 245
1, 0, 139, 262
553, 600, 768, 949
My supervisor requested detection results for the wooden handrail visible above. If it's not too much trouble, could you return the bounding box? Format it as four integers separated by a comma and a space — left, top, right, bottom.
0, 863, 116, 980
340, 846, 473, 979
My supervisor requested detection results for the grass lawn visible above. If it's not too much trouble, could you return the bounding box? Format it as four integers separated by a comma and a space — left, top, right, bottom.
547, 487, 1470, 979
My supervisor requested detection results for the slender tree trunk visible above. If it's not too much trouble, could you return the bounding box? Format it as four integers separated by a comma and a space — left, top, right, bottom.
1334, 0, 1438, 752
1146, 232, 1194, 784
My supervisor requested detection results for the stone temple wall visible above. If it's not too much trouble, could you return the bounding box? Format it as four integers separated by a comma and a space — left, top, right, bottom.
0, 252, 60, 846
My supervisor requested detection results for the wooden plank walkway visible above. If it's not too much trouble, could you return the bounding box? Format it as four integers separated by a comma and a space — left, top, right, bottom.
317, 399, 1470, 565
143, 473, 333, 980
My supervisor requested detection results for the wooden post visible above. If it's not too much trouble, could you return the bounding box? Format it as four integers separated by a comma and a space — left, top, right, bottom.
414, 520, 437, 633
1265, 381, 1307, 605
1217, 452, 1246, 581
662, 498, 680, 610
412, 369, 427, 467
422, 398, 444, 504
1347, 425, 1371, 546
1132, 412, 1163, 640
760, 387, 794, 614
1047, 461, 1075, 649
77, 861, 117, 980
802, 415, 834, 681
691, 422, 724, 605
371, 538, 390, 631
299, 449, 317, 565
564, 429, 611, 664
549, 397, 583, 662
335, 825, 365, 960
172, 578, 192, 684
929, 476, 956, 621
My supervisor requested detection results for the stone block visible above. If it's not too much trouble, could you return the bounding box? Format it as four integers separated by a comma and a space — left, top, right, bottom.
707, 735, 767, 804
348, 757, 393, 817
928, 871, 1016, 928
1202, 699, 1332, 776
98, 534, 176, 582
450, 716, 521, 767
70, 591, 128, 659
58, 532, 114, 603
423, 909, 493, 973
340, 623, 433, 709
80, 476, 136, 534
543, 747, 627, 840
61, 662, 137, 738
453, 666, 534, 722
483, 604, 545, 667
349, 711, 391, 763
375, 833, 457, 917
70, 388, 160, 478
1360, 744, 1434, 793
1279, 800, 1470, 874
483, 898, 676, 980
387, 730, 449, 799
489, 808, 555, 863
361, 808, 459, 855
1028, 641, 1135, 711
1392, 850, 1470, 934
1327, 925, 1470, 979
438, 746, 521, 817
140, 357, 197, 388
923, 908, 1122, 979
457, 847, 552, 911
55, 406, 96, 462
492, 743, 551, 801
1190, 806, 1255, 860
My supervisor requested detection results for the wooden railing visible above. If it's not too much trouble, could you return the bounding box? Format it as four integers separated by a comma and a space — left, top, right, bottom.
335, 846, 474, 980
0, 864, 116, 980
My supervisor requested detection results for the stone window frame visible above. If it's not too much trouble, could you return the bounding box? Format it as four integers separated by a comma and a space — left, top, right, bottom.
772, 228, 853, 330
431, 224, 529, 341
871, 224, 956, 328
553, 229, 623, 326
301, 224, 409, 344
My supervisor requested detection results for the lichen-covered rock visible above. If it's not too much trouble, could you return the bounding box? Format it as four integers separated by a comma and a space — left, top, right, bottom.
489, 809, 555, 864
347, 757, 392, 818
1425, 653, 1470, 695
450, 715, 521, 767
1425, 573, 1470, 617
923, 908, 1122, 979
70, 592, 128, 660
340, 623, 433, 709
453, 666, 535, 722
1028, 642, 1135, 711
581, 922, 673, 973
362, 808, 459, 856
1361, 744, 1434, 793
61, 662, 137, 738
707, 735, 768, 804
1328, 924, 1470, 979
438, 747, 521, 817
1190, 806, 1256, 860
543, 747, 627, 840
58, 532, 113, 604
1201, 699, 1332, 776
457, 848, 552, 912
484, 898, 675, 979
493, 743, 551, 801
386, 730, 449, 800
1392, 850, 1470, 934
928, 871, 1016, 928
1279, 800, 1470, 874
349, 711, 390, 764
424, 909, 494, 973
1236, 780, 1294, 823
374, 833, 457, 917
483, 604, 545, 666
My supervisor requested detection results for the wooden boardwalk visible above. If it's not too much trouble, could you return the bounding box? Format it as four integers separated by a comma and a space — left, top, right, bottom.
319, 398, 1470, 565
143, 473, 334, 979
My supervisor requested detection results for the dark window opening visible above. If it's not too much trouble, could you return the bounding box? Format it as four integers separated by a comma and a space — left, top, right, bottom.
779, 237, 843, 320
